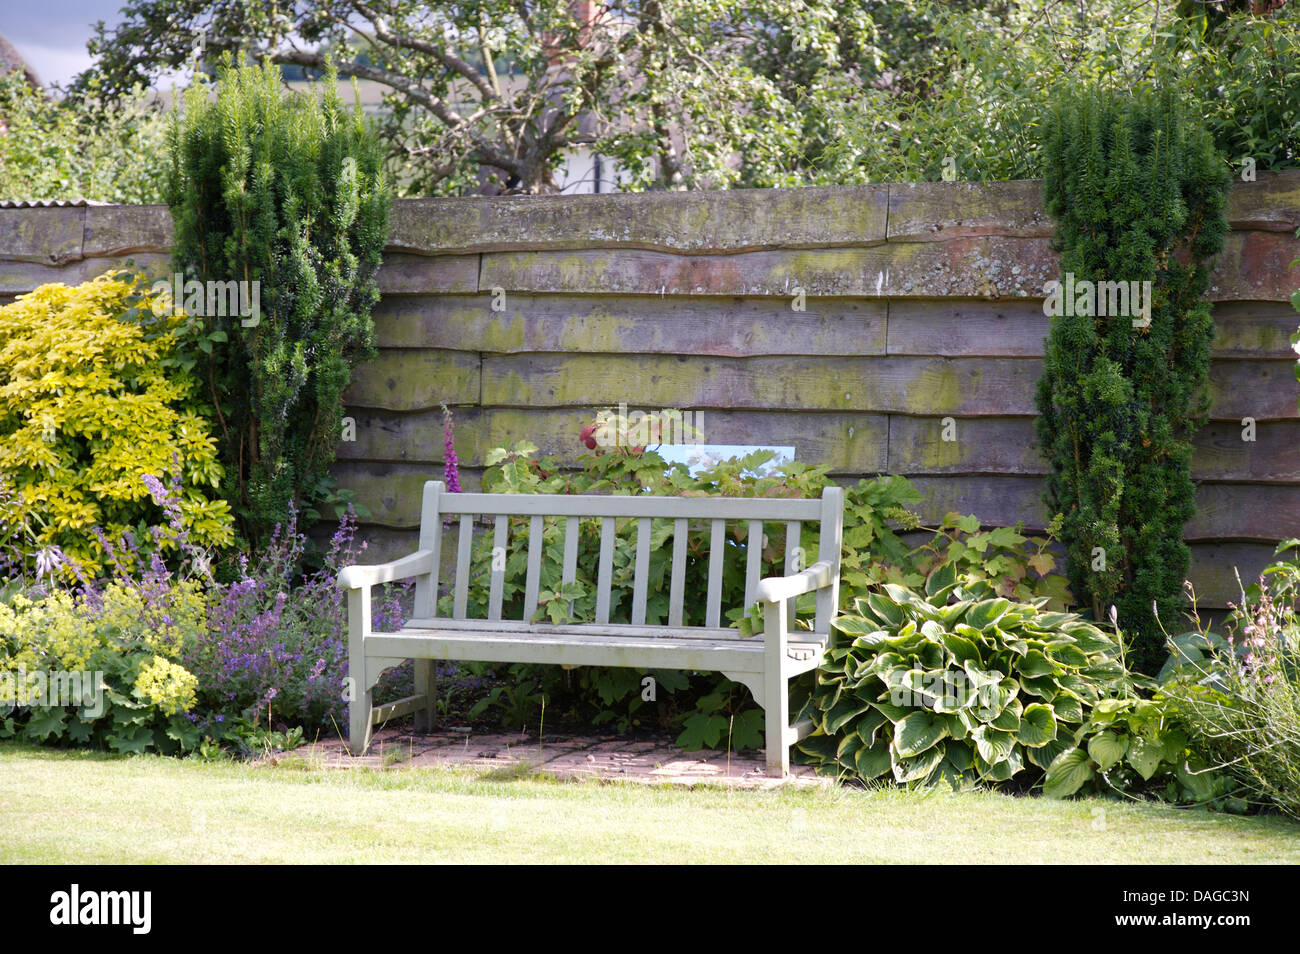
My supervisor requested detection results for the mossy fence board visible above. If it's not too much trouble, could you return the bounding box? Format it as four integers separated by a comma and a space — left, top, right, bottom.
3, 173, 1299, 607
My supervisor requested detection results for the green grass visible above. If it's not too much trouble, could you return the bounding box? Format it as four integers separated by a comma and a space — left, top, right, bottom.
3, 743, 1299, 863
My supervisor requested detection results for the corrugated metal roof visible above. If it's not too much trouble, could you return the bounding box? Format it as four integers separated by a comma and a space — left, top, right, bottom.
0, 198, 109, 209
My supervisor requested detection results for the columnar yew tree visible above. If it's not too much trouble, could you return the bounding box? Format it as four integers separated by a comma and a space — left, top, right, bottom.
167, 57, 389, 549
1036, 85, 1229, 671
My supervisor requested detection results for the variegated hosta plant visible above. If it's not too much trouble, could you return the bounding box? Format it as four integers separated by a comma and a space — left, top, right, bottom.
794, 576, 1126, 786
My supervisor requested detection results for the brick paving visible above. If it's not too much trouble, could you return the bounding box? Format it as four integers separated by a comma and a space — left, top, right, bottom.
285, 725, 827, 789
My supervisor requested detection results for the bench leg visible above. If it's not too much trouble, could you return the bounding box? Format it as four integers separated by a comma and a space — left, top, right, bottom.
349, 683, 372, 756
764, 601, 790, 777
412, 659, 437, 732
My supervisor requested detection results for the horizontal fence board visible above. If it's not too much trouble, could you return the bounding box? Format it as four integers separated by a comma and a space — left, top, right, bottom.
388, 184, 889, 255
478, 232, 1300, 302
886, 180, 1052, 242
0, 206, 84, 265
82, 204, 172, 257
479, 238, 1060, 299
342, 349, 481, 410
371, 293, 888, 356
0, 253, 170, 295
887, 298, 1300, 360
887, 171, 1300, 241
337, 406, 891, 473
904, 475, 1300, 542
441, 353, 1299, 421
887, 416, 1300, 481
375, 252, 479, 295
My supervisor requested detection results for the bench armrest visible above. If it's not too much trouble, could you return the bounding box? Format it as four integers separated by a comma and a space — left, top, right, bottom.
337, 549, 436, 590
755, 560, 835, 603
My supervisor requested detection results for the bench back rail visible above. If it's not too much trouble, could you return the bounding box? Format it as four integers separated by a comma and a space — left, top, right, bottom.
412, 482, 842, 635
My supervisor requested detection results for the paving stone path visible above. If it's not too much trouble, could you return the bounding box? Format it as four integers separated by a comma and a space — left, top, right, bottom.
289, 726, 827, 789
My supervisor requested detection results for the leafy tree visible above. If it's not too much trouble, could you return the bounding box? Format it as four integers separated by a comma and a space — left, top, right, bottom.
166, 57, 389, 550
1035, 84, 1230, 672
0, 73, 167, 203
80, 0, 857, 195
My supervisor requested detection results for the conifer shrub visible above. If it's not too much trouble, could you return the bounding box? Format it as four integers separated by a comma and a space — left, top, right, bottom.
166, 56, 389, 551
1035, 84, 1230, 671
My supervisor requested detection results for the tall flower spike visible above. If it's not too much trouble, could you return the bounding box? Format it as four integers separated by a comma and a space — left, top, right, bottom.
441, 404, 461, 492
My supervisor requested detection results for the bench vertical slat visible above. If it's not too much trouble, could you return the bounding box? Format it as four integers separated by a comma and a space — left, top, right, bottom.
744, 519, 763, 609
785, 520, 802, 629
632, 517, 651, 626
706, 519, 725, 628
561, 517, 579, 586
596, 517, 615, 624
523, 514, 543, 623
488, 515, 508, 621
453, 515, 474, 619
816, 485, 845, 635
668, 517, 688, 627
414, 480, 444, 619
561, 516, 580, 619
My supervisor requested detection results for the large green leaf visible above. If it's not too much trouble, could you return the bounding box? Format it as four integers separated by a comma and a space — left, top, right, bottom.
1087, 730, 1128, 771
893, 711, 950, 758
853, 744, 893, 780
825, 694, 874, 734
965, 598, 1012, 631
971, 725, 1016, 765
1043, 747, 1095, 798
1026, 734, 1072, 771
1126, 735, 1164, 780
1016, 702, 1058, 747
1017, 650, 1056, 678
892, 745, 946, 784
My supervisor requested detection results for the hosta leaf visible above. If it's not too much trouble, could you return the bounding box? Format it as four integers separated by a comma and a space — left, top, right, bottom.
1027, 734, 1072, 771
825, 694, 874, 734
855, 708, 888, 747
1052, 691, 1084, 723
853, 744, 893, 780
965, 598, 1012, 631
971, 725, 1016, 765
1018, 675, 1058, 700
1047, 642, 1089, 667
866, 593, 905, 627
795, 732, 840, 762
837, 731, 865, 760
991, 703, 1022, 732
892, 745, 946, 784
941, 631, 977, 660
976, 747, 1024, 782
1043, 747, 1095, 798
944, 740, 975, 772
1126, 735, 1164, 780
1018, 650, 1056, 678
893, 711, 950, 758
1016, 702, 1058, 748
872, 699, 912, 723
1087, 730, 1128, 771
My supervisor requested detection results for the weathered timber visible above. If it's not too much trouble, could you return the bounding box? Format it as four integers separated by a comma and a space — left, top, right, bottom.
886, 416, 1300, 481
387, 185, 889, 255
371, 293, 888, 355
336, 406, 891, 473
342, 349, 481, 410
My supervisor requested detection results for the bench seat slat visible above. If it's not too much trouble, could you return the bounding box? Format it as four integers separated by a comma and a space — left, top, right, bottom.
366, 630, 828, 674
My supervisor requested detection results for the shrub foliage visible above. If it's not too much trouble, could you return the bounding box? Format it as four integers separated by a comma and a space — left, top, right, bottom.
1036, 84, 1230, 670
166, 56, 389, 549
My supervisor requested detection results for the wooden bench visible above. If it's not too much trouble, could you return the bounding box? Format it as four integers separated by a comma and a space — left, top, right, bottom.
337, 480, 843, 775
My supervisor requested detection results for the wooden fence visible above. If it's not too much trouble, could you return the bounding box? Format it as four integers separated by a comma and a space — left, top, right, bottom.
2, 173, 1299, 606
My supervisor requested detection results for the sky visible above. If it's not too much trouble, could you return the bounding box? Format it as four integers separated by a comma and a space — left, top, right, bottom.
1, 0, 131, 88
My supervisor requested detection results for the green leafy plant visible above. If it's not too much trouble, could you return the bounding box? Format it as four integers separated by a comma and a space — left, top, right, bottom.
1044, 695, 1245, 810
796, 580, 1126, 786
1036, 82, 1231, 670
0, 271, 233, 579
166, 56, 389, 550
1160, 540, 1300, 819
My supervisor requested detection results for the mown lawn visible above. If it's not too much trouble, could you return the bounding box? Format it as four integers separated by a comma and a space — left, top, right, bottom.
2, 743, 1298, 864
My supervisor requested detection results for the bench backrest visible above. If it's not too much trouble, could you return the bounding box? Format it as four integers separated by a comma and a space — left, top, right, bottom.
411, 482, 843, 634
